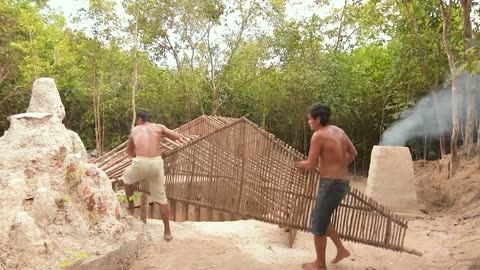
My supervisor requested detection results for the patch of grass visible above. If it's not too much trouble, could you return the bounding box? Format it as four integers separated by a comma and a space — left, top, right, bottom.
60, 249, 91, 268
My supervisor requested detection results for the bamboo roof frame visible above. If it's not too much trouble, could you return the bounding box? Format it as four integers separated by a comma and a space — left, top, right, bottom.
94, 115, 422, 256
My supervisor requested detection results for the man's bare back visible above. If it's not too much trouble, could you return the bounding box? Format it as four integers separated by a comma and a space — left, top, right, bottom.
126, 109, 181, 159
129, 123, 176, 157
314, 125, 356, 180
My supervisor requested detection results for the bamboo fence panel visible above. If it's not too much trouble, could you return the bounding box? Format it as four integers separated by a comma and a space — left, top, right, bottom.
160, 118, 417, 254
95, 115, 420, 256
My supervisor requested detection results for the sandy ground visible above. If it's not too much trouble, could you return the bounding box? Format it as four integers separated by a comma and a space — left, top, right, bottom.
129, 212, 480, 270
130, 160, 480, 270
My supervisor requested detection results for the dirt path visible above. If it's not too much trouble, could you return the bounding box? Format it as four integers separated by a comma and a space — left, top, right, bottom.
129, 213, 480, 270
130, 162, 480, 270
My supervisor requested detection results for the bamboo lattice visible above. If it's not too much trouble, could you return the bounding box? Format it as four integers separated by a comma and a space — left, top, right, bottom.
93, 115, 237, 181
95, 115, 420, 256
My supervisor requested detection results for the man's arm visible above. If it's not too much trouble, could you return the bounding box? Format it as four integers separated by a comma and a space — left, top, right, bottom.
344, 132, 357, 165
126, 130, 136, 157
297, 132, 321, 170
158, 125, 181, 140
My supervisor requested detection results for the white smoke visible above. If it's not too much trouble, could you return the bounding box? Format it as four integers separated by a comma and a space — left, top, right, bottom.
380, 73, 480, 146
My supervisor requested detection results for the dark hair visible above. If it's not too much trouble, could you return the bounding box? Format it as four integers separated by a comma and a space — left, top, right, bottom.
308, 103, 331, 126
137, 109, 151, 122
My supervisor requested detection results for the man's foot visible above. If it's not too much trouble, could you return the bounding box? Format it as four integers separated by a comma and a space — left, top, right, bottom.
301, 261, 327, 270
164, 233, 173, 241
331, 249, 350, 264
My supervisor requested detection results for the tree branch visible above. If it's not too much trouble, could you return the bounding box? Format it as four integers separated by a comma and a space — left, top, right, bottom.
334, 0, 349, 53
0, 87, 26, 107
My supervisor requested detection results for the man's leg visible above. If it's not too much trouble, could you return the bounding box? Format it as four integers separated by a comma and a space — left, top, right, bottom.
302, 234, 328, 270
123, 160, 141, 215
124, 184, 135, 214
327, 223, 350, 263
303, 181, 329, 270
158, 203, 172, 241
314, 235, 328, 269
153, 158, 171, 241
327, 181, 351, 264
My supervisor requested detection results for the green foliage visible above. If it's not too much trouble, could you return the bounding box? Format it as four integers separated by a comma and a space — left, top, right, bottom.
0, 0, 472, 172
129, 191, 143, 202
118, 194, 127, 203
457, 45, 480, 75
117, 191, 141, 204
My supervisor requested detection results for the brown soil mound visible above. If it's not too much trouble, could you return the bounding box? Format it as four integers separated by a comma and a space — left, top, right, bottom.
414, 155, 480, 217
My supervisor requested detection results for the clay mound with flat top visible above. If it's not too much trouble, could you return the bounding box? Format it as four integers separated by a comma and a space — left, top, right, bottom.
366, 145, 418, 212
0, 78, 143, 270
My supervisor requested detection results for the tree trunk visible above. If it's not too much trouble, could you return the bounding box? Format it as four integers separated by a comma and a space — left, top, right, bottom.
207, 3, 255, 116
29, 29, 39, 79
333, 0, 349, 53
431, 90, 447, 157
210, 58, 219, 116
182, 70, 192, 120
292, 123, 302, 151
165, 36, 191, 120
461, 0, 475, 158
465, 74, 475, 157
205, 23, 219, 116
435, 37, 448, 157
132, 53, 138, 128
261, 104, 266, 129
440, 0, 459, 177
93, 46, 103, 156
477, 114, 480, 167
404, 0, 447, 158
448, 55, 459, 178
423, 117, 428, 159
131, 5, 139, 128
188, 46, 205, 115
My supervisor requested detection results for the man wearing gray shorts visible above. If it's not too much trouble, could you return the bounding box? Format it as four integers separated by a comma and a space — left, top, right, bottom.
297, 103, 358, 270
123, 109, 181, 241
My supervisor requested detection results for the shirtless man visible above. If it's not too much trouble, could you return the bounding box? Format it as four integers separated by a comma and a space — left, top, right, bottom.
123, 110, 181, 241
297, 103, 358, 270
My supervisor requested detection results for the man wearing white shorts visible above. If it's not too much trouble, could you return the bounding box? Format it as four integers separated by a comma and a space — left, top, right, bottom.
123, 109, 181, 241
